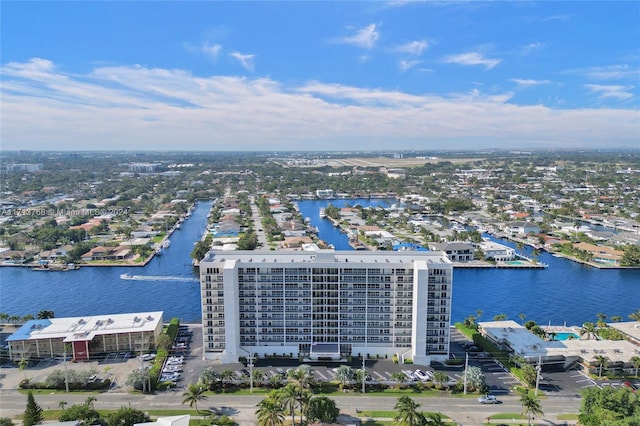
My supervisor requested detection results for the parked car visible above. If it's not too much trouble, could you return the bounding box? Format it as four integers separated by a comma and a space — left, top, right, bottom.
140, 353, 156, 361
403, 370, 417, 381
478, 395, 499, 404
414, 369, 432, 381
623, 382, 638, 393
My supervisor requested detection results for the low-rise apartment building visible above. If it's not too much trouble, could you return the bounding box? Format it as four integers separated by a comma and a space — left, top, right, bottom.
6, 311, 163, 361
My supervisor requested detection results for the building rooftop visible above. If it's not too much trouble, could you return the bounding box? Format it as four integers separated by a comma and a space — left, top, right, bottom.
479, 320, 640, 364
7, 311, 163, 342
202, 249, 451, 265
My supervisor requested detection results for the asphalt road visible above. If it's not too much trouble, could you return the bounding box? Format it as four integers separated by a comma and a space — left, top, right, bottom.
0, 390, 581, 425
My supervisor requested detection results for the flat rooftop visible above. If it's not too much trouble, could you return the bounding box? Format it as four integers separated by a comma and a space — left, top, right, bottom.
479, 320, 640, 364
7, 311, 163, 343
202, 249, 451, 265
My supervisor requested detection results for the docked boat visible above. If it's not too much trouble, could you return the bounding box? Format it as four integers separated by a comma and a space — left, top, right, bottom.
319, 208, 326, 218
162, 240, 171, 249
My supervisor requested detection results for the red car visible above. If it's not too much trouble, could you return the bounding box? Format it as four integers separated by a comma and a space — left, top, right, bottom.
623, 382, 638, 393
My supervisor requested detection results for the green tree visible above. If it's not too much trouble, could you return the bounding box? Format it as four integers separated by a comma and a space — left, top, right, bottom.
394, 395, 426, 426
198, 367, 220, 391
631, 355, 640, 377
23, 392, 43, 426
36, 310, 55, 319
521, 364, 538, 387
58, 400, 103, 426
592, 355, 609, 378
432, 372, 449, 389
493, 313, 508, 321
306, 396, 340, 423
278, 384, 299, 426
107, 407, 150, 426
462, 366, 486, 392
629, 310, 640, 322
580, 322, 597, 340
182, 384, 207, 414
519, 391, 544, 426
334, 365, 353, 389
0, 418, 14, 426
391, 371, 407, 388
579, 386, 640, 425
256, 391, 285, 426
620, 244, 640, 266
156, 334, 173, 351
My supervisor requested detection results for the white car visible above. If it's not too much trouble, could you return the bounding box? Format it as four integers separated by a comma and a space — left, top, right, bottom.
140, 354, 156, 361
403, 370, 417, 381
478, 395, 499, 404
414, 369, 432, 381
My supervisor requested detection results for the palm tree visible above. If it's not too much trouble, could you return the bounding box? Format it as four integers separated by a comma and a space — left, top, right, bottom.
36, 310, 54, 319
580, 322, 596, 340
182, 384, 207, 414
519, 391, 543, 426
390, 371, 407, 388
476, 309, 483, 323
287, 365, 315, 390
278, 384, 298, 426
334, 365, 353, 389
593, 355, 609, 378
394, 395, 426, 426
220, 369, 235, 388
425, 412, 447, 425
256, 392, 285, 426
631, 355, 640, 377
629, 310, 640, 322
432, 372, 449, 389
596, 312, 607, 329
519, 312, 526, 325
493, 313, 508, 321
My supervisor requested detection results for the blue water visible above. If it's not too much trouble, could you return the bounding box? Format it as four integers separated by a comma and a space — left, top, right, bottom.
0, 201, 211, 323
1, 198, 638, 328
554, 332, 580, 340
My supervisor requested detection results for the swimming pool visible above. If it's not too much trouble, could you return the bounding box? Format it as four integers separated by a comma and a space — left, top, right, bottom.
552, 332, 580, 340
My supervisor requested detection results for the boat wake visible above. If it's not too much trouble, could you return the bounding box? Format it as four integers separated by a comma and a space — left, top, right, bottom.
120, 274, 198, 283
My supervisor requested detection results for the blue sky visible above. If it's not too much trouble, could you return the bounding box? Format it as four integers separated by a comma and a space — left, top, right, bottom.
1, 1, 639, 151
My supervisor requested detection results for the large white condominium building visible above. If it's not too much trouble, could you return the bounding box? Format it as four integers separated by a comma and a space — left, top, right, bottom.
200, 249, 453, 365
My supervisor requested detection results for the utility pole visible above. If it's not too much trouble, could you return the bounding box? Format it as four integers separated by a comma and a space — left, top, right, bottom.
463, 352, 468, 395
535, 355, 542, 396
63, 347, 70, 393
361, 357, 366, 394
248, 352, 254, 393
140, 353, 146, 393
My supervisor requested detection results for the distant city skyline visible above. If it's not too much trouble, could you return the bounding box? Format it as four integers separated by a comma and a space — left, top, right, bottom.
1, 1, 639, 151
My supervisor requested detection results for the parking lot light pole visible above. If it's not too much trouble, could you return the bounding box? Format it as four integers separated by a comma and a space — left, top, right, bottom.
535, 355, 542, 396
463, 352, 468, 395
248, 352, 254, 393
362, 357, 366, 394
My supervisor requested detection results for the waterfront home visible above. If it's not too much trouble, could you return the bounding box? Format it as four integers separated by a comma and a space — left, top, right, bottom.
428, 242, 475, 262
478, 240, 516, 261
505, 221, 540, 236
573, 242, 624, 266
80, 245, 131, 262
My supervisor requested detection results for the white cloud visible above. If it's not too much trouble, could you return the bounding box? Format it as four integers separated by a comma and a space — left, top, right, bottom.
337, 24, 380, 49
1, 58, 638, 151
510, 78, 550, 87
396, 40, 429, 56
229, 52, 255, 72
442, 52, 500, 69
583, 65, 640, 80
520, 42, 544, 56
585, 84, 634, 101
399, 60, 421, 71
201, 42, 222, 59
